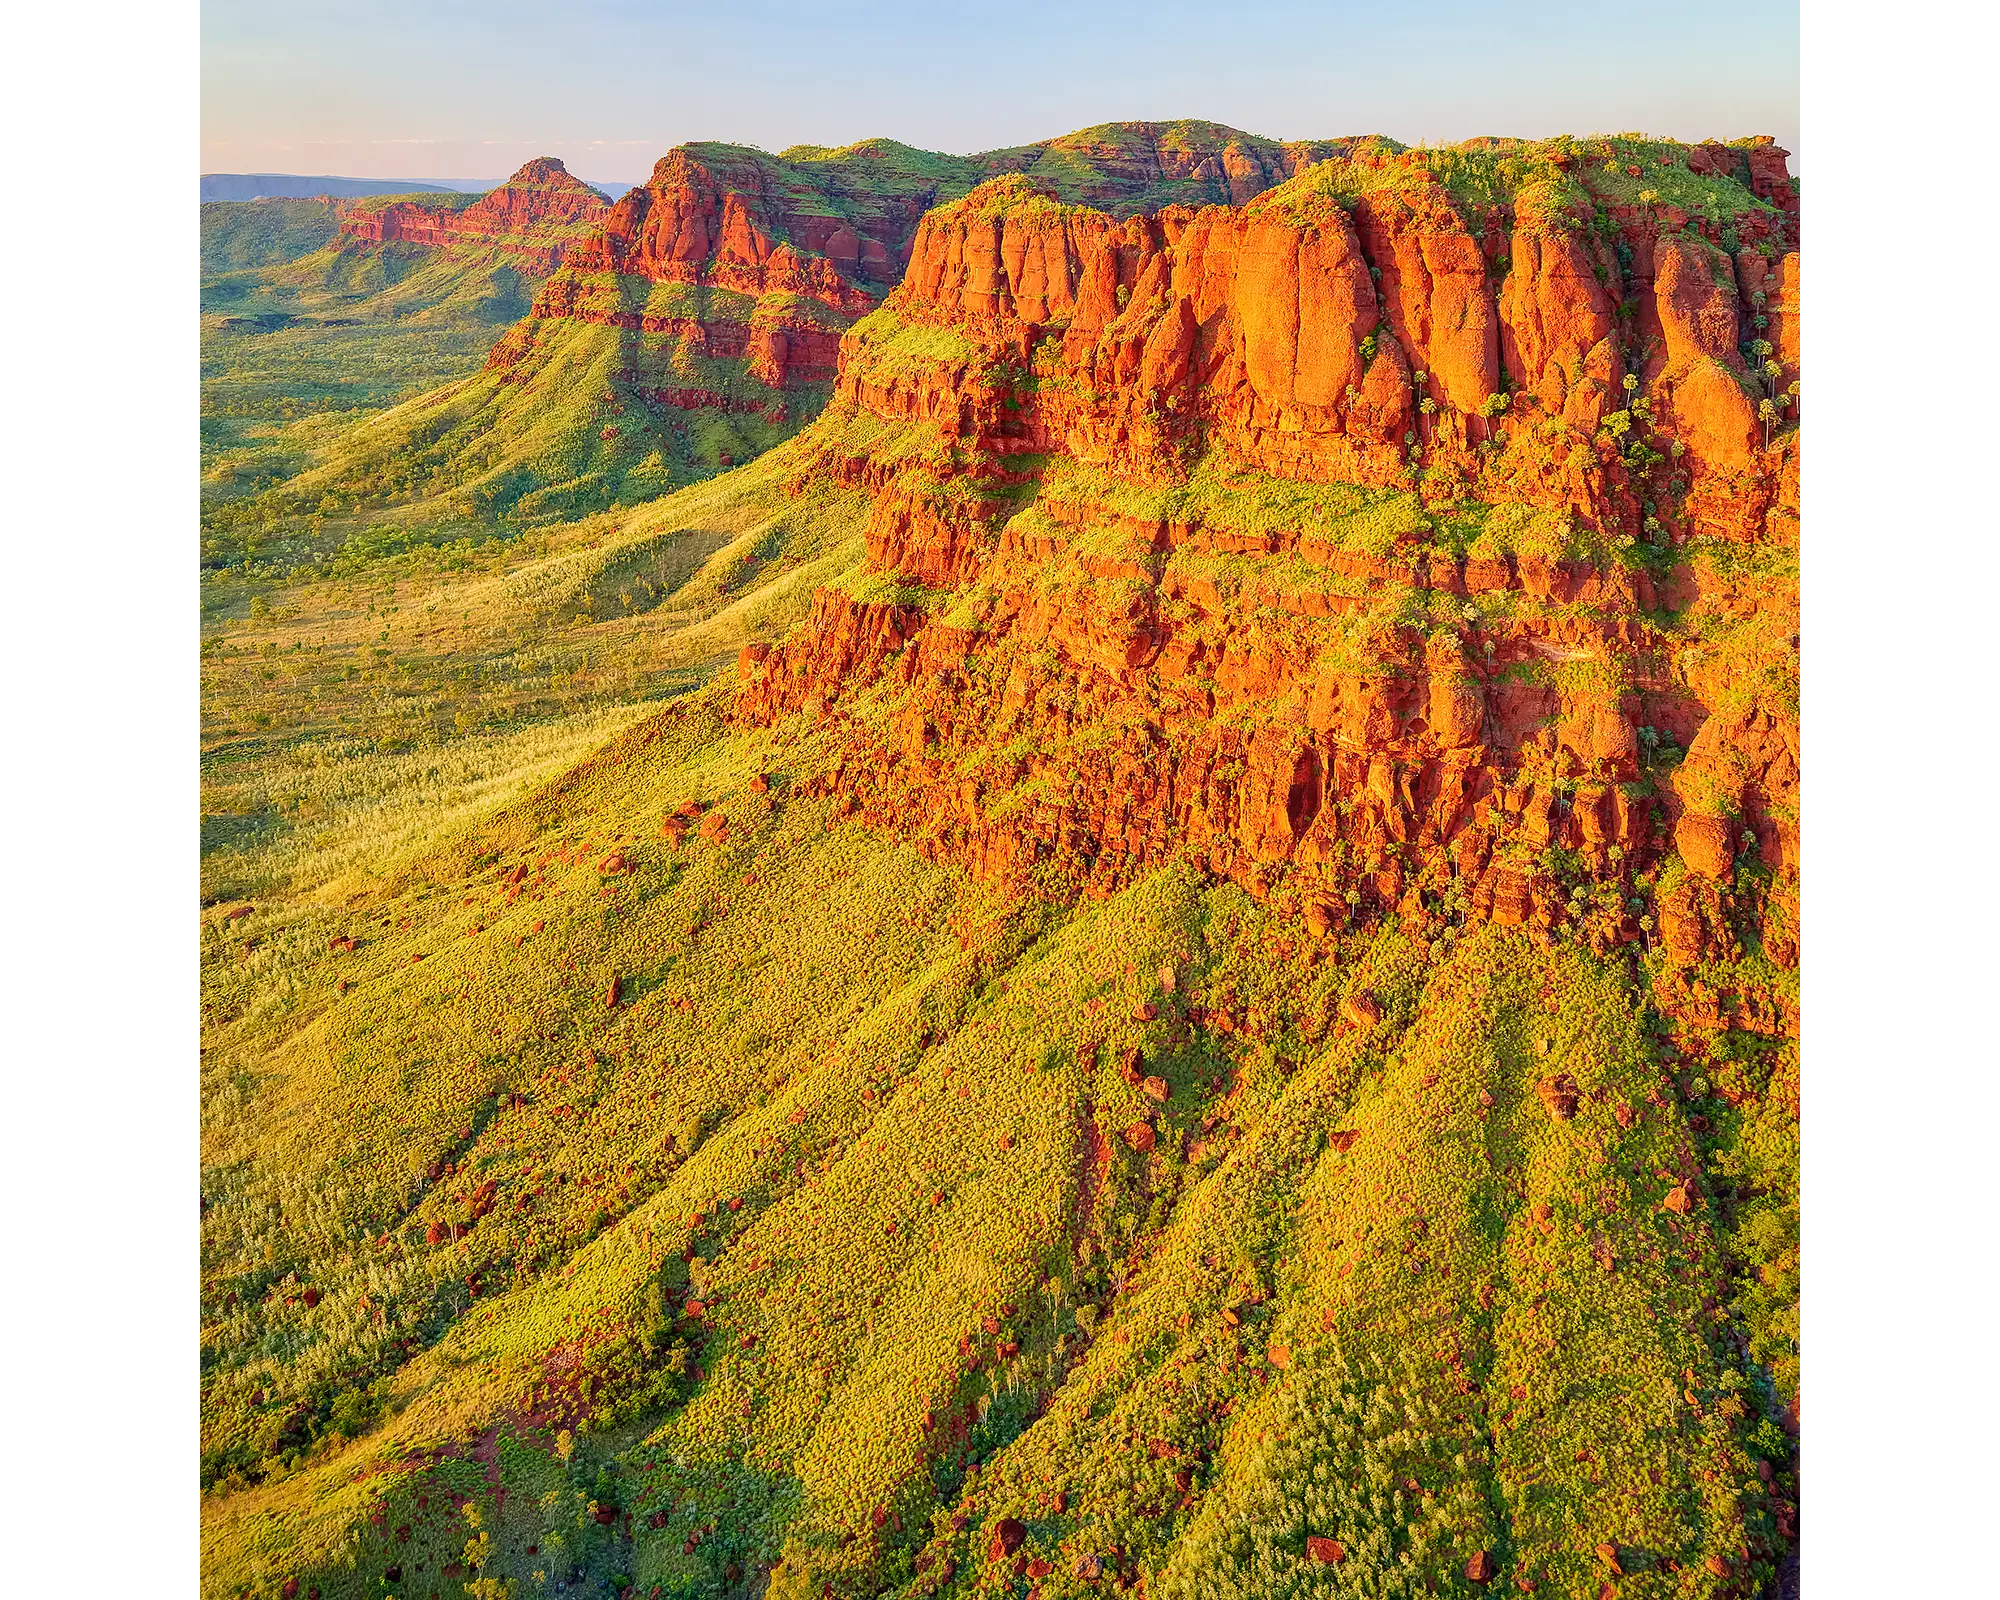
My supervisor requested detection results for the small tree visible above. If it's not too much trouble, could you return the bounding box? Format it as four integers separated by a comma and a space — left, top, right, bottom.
1748, 337, 1777, 392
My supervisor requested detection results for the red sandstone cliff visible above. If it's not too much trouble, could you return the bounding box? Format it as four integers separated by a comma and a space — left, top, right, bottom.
487, 126, 1378, 415
733, 136, 1801, 1038
336, 157, 611, 276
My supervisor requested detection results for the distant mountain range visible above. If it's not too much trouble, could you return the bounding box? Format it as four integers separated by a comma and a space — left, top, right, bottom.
201, 172, 635, 202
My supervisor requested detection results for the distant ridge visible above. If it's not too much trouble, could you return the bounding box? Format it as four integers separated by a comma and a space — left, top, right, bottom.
201, 172, 636, 202
202, 173, 467, 201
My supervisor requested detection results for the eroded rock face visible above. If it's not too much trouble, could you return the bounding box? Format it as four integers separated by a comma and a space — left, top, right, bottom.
488, 125, 1365, 432
1355, 181, 1500, 415
336, 157, 612, 275
732, 139, 1798, 1010
1498, 228, 1616, 418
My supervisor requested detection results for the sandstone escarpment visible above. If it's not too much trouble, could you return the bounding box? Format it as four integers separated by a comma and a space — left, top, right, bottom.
485, 126, 1391, 470
737, 135, 1800, 1035
336, 157, 612, 275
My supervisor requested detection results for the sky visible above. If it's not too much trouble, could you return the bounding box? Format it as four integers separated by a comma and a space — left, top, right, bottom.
202, 0, 1799, 184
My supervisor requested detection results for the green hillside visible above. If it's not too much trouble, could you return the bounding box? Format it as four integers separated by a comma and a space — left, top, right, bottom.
200, 688, 1792, 1600
202, 220, 533, 559
200, 122, 1800, 1600
203, 198, 351, 274
201, 437, 1795, 1600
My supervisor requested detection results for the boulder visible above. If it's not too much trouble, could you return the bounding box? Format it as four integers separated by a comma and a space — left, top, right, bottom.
1537, 1073, 1580, 1121
990, 1517, 1027, 1561
1675, 812, 1737, 879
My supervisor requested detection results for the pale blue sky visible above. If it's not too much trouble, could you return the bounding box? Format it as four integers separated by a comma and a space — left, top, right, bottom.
202, 0, 1799, 183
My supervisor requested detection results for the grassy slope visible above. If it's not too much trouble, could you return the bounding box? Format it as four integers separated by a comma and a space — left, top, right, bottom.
201, 193, 600, 568
202, 677, 1781, 1597
201, 471, 1793, 1600
200, 133, 1798, 1599
203, 198, 349, 273
201, 435, 870, 907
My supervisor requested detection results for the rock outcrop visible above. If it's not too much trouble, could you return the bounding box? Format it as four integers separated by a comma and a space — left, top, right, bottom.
484, 125, 1375, 466
336, 157, 612, 275
735, 135, 1800, 1015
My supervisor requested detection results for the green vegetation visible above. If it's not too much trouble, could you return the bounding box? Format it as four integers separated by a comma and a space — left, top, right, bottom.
201, 436, 871, 905
200, 441, 1797, 1600
202, 197, 348, 273
844, 307, 981, 379
776, 121, 1350, 224
1262, 135, 1782, 240
200, 125, 1799, 1600
203, 311, 821, 579
202, 688, 1792, 1597
202, 211, 558, 558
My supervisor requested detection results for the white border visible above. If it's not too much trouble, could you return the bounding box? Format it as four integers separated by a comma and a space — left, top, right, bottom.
14, 2, 1994, 1595
0, 0, 198, 1590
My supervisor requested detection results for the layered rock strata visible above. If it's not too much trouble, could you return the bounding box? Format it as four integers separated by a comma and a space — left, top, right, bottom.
335, 157, 612, 276
736, 137, 1800, 1035
485, 124, 1368, 431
